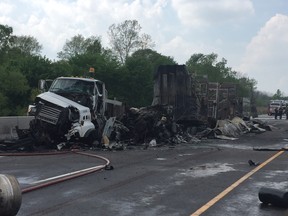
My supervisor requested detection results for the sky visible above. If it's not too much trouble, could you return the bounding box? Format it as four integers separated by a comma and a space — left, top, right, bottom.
1, 0, 288, 95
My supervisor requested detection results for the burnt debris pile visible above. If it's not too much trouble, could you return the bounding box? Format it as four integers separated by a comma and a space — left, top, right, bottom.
116, 105, 205, 146
0, 107, 270, 152
111, 107, 270, 146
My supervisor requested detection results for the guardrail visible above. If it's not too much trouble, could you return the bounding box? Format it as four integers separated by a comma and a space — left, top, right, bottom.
0, 116, 33, 139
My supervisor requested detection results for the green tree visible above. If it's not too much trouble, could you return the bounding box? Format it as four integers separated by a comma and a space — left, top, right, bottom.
50, 60, 74, 78
123, 49, 176, 107
272, 89, 283, 99
57, 34, 102, 60
186, 52, 257, 98
64, 38, 120, 76
186, 53, 223, 82
254, 91, 271, 107
0, 24, 16, 62
0, 24, 46, 114
235, 76, 257, 98
0, 92, 9, 116
59, 44, 122, 102
138, 33, 155, 50
20, 55, 53, 88
12, 35, 42, 56
0, 24, 15, 51
19, 56, 73, 103
108, 20, 155, 64
0, 65, 29, 115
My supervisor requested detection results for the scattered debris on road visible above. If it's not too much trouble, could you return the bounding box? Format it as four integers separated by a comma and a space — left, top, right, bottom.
0, 107, 273, 153
248, 159, 260, 166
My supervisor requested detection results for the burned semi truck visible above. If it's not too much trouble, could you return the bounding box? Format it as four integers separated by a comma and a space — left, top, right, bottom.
28, 76, 122, 148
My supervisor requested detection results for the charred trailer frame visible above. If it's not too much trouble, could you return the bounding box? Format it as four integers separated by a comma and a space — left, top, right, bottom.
197, 79, 244, 120
152, 65, 201, 123
152, 65, 246, 123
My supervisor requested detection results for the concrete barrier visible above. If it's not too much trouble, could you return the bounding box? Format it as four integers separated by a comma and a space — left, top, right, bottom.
0, 116, 33, 140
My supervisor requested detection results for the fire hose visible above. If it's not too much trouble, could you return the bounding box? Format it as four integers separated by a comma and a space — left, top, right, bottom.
0, 150, 112, 216
21, 150, 111, 193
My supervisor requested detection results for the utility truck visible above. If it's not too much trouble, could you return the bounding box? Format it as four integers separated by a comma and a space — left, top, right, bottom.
28, 76, 121, 148
267, 100, 285, 116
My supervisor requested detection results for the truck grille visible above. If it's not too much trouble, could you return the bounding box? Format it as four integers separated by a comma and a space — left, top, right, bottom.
37, 104, 62, 125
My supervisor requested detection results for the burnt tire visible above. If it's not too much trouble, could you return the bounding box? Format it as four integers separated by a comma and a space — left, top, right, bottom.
258, 187, 288, 208
29, 119, 41, 140
29, 119, 56, 149
85, 129, 101, 146
0, 174, 22, 216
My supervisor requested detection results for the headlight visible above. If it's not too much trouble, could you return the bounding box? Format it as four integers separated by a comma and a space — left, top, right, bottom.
27, 105, 36, 116
68, 106, 80, 122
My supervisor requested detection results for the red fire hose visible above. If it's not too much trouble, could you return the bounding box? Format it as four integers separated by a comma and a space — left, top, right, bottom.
0, 150, 111, 194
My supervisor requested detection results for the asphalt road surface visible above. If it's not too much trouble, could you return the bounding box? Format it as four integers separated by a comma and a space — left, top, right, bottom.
1, 115, 288, 216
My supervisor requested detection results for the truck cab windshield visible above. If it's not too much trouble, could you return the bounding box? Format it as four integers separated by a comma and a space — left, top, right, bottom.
49, 79, 94, 95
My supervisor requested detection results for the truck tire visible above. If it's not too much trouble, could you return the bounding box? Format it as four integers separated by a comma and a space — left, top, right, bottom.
0, 174, 22, 216
85, 129, 101, 146
30, 119, 55, 148
258, 187, 288, 208
29, 119, 42, 141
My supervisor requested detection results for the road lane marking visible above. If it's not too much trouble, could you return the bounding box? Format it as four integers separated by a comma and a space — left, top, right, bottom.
190, 150, 285, 216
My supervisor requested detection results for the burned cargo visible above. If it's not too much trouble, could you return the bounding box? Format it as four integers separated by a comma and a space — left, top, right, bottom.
120, 105, 176, 144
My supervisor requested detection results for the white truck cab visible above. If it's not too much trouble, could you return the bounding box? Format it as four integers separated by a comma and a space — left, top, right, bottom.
29, 77, 117, 147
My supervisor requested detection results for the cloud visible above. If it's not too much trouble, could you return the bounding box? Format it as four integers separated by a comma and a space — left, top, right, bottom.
0, 0, 169, 59
160, 36, 192, 63
159, 36, 220, 64
0, 1, 15, 24
0, 2, 14, 15
171, 0, 254, 27
238, 14, 288, 94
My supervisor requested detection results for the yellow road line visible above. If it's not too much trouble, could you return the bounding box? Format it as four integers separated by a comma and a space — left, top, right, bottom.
190, 150, 285, 216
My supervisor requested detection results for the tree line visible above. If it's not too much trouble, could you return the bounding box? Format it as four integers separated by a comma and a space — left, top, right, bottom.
0, 20, 274, 116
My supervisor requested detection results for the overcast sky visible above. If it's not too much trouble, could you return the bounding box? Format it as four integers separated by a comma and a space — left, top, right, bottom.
1, 0, 288, 95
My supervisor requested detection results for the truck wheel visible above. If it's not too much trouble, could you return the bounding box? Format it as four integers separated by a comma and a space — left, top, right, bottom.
0, 174, 22, 216
29, 119, 41, 140
29, 119, 54, 148
85, 129, 101, 146
258, 187, 288, 208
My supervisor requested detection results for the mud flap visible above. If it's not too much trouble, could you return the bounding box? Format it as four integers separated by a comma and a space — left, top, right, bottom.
102, 117, 116, 138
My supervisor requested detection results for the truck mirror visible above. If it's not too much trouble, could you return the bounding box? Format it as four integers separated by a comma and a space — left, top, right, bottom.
38, 80, 46, 92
